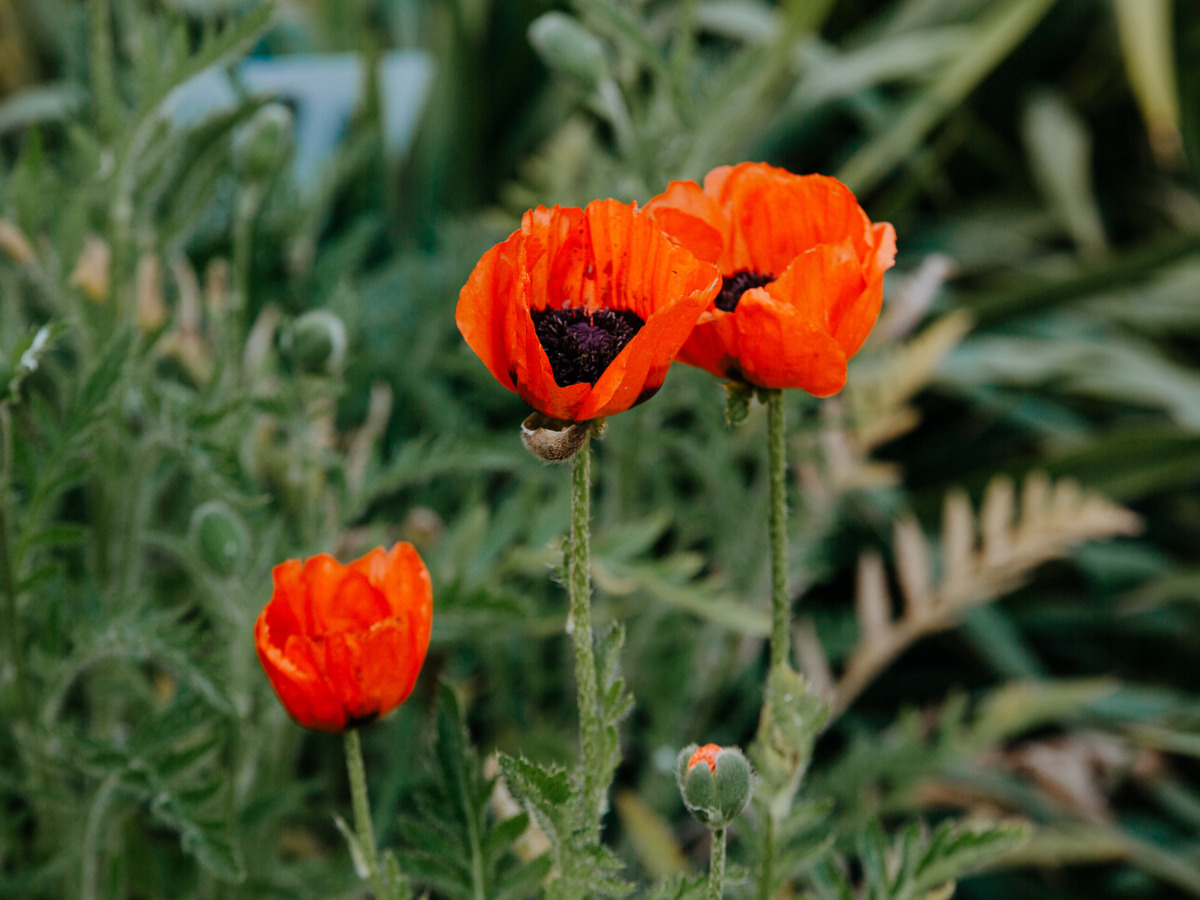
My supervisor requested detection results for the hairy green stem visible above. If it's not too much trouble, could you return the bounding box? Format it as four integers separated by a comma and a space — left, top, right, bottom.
0, 405, 28, 719
80, 773, 120, 900
766, 389, 790, 670
227, 183, 263, 378
756, 813, 776, 900
567, 435, 604, 835
87, 0, 120, 141
708, 827, 728, 900
344, 729, 391, 900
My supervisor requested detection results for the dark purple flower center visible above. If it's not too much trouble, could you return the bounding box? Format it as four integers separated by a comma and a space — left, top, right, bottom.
531, 307, 645, 387
716, 270, 775, 312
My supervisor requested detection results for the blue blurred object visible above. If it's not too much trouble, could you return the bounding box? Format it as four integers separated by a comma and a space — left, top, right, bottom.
164, 51, 433, 188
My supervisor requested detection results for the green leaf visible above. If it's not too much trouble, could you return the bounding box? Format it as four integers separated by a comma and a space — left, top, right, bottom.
498, 754, 574, 820
753, 666, 829, 812
910, 820, 1028, 895
837, 0, 1057, 194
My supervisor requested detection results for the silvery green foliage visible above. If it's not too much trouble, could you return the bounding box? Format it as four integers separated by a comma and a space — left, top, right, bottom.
399, 685, 550, 900
809, 820, 1027, 900
3, 0, 1200, 898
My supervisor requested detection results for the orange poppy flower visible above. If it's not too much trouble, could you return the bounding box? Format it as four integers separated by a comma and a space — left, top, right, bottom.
645, 162, 897, 395
255, 543, 433, 733
456, 198, 721, 422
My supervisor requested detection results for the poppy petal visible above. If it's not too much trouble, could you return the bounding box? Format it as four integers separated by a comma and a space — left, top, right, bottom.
456, 235, 527, 393
829, 222, 896, 357
723, 169, 873, 274
733, 288, 848, 395
574, 201, 719, 418
644, 180, 727, 264
262, 631, 347, 731
360, 618, 420, 715
264, 559, 306, 644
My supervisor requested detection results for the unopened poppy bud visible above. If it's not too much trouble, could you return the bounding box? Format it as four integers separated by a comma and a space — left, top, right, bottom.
528, 12, 608, 87
677, 743, 755, 829
190, 500, 249, 577
281, 309, 347, 374
520, 412, 604, 462
233, 103, 294, 182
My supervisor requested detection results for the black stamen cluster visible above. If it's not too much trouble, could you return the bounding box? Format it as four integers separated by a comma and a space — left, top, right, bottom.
532, 307, 645, 387
716, 270, 775, 312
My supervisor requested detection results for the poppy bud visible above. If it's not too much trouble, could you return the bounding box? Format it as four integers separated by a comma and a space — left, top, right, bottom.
233, 103, 294, 182
255, 543, 433, 733
677, 743, 755, 829
527, 13, 608, 87
190, 500, 249, 577
281, 309, 347, 374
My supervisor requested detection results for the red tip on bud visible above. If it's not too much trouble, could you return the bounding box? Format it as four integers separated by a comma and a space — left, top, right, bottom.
687, 743, 722, 774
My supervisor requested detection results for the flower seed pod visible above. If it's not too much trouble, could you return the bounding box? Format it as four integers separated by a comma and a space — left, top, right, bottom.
520, 412, 603, 462
190, 500, 249, 577
281, 309, 347, 374
676, 743, 755, 829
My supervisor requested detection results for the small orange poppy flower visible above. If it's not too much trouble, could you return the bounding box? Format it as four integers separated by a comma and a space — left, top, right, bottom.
645, 162, 897, 396
456, 198, 721, 422
255, 543, 433, 733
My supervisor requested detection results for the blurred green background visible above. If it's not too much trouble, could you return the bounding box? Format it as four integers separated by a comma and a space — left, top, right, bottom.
2, 1, 1200, 898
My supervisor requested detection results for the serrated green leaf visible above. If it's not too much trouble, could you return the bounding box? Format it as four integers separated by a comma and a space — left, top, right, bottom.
492, 854, 553, 900
809, 856, 856, 900
970, 678, 1118, 746
481, 811, 532, 858
857, 821, 889, 898
498, 754, 573, 816
911, 821, 1027, 895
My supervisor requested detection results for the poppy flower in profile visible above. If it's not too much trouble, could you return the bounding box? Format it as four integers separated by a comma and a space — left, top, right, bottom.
645, 162, 897, 396
456, 198, 721, 422
255, 543, 433, 733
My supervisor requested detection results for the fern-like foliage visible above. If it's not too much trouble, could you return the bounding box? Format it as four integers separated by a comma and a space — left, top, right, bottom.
808, 819, 1027, 900
64, 690, 244, 883
743, 666, 835, 900
495, 623, 634, 900
802, 472, 1140, 715
399, 684, 553, 900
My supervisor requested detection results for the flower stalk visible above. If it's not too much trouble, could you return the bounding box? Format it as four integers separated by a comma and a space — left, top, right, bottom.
344, 729, 392, 900
756, 815, 776, 900
766, 389, 790, 671
708, 826, 727, 900
0, 405, 28, 720
567, 432, 605, 835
